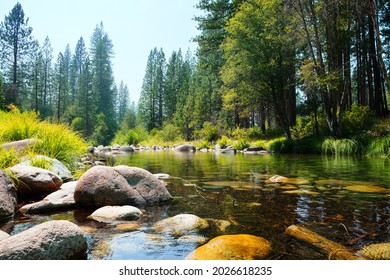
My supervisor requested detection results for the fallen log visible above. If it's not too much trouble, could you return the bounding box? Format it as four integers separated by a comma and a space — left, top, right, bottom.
285, 225, 364, 260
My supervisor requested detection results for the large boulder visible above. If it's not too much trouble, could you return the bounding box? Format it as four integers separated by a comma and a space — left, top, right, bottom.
8, 164, 63, 198
0, 170, 17, 220
0, 138, 38, 152
19, 181, 77, 214
0, 220, 87, 260
175, 144, 196, 152
153, 214, 209, 236
18, 155, 73, 182
74, 165, 172, 208
88, 205, 142, 223
185, 234, 272, 260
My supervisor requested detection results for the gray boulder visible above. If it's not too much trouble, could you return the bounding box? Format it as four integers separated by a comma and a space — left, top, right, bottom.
0, 170, 17, 220
0, 138, 38, 152
119, 145, 135, 153
175, 144, 196, 152
19, 181, 77, 214
18, 155, 73, 182
8, 164, 63, 198
0, 220, 87, 260
74, 165, 172, 208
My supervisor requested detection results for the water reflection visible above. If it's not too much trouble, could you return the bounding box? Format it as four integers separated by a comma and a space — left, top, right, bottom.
1, 151, 389, 259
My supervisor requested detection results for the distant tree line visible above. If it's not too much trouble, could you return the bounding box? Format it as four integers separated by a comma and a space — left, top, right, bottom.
2, 1, 390, 146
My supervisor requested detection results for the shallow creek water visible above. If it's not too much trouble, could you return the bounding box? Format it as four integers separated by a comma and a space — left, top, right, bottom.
1, 151, 389, 259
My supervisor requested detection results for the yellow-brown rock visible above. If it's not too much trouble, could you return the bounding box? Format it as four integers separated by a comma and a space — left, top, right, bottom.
185, 234, 272, 260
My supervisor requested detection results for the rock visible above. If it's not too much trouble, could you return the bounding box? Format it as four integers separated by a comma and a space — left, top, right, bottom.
185, 234, 272, 260
178, 235, 208, 244
88, 205, 142, 223
245, 146, 265, 152
119, 145, 135, 153
0, 170, 17, 220
87, 146, 95, 153
282, 189, 319, 195
8, 164, 63, 198
18, 155, 73, 182
344, 185, 390, 193
221, 146, 236, 154
0, 220, 87, 260
74, 165, 172, 208
19, 181, 77, 214
0, 138, 38, 152
116, 222, 141, 232
113, 165, 172, 204
0, 230, 10, 241
153, 214, 209, 236
175, 144, 196, 152
268, 175, 310, 185
111, 143, 121, 150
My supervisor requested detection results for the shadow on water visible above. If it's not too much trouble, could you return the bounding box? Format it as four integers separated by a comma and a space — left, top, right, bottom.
1, 151, 389, 259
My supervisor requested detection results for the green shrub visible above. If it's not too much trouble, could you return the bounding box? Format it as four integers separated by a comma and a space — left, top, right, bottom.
0, 148, 19, 170
197, 121, 219, 143
321, 138, 362, 156
265, 137, 293, 153
291, 116, 314, 139
0, 109, 87, 171
247, 126, 263, 139
367, 134, 390, 158
342, 104, 375, 136
217, 135, 231, 149
233, 139, 250, 150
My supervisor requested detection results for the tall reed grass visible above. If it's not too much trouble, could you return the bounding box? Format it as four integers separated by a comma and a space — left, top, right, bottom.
366, 134, 390, 158
321, 138, 362, 156
0, 109, 87, 170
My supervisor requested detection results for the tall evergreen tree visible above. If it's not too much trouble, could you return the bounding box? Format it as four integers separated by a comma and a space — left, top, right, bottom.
90, 22, 117, 144
0, 2, 33, 106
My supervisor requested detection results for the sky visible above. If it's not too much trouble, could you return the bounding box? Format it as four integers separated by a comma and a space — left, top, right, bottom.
0, 0, 200, 103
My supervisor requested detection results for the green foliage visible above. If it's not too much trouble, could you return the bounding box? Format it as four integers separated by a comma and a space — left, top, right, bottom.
0, 148, 19, 170
265, 137, 293, 153
112, 129, 140, 146
233, 139, 250, 150
291, 116, 314, 139
70, 117, 86, 133
196, 121, 220, 142
367, 134, 390, 158
246, 126, 263, 140
341, 105, 376, 136
321, 138, 363, 156
217, 135, 231, 149
156, 123, 182, 143
0, 109, 86, 170
29, 156, 53, 170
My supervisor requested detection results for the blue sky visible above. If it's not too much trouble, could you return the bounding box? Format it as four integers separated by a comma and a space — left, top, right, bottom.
0, 0, 200, 103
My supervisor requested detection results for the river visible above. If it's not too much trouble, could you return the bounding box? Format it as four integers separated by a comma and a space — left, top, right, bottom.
2, 150, 390, 259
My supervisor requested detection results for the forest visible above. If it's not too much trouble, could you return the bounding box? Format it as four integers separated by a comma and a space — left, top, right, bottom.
1, 0, 390, 155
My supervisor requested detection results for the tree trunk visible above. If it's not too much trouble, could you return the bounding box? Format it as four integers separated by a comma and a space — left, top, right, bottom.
285, 225, 364, 260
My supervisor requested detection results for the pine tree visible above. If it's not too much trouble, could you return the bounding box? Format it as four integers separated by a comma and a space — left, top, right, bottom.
0, 2, 33, 107
90, 22, 117, 144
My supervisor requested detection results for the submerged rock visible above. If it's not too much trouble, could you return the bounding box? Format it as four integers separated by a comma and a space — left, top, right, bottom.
344, 185, 390, 193
19, 181, 77, 214
268, 175, 310, 185
88, 205, 142, 223
74, 165, 172, 208
0, 170, 17, 220
0, 220, 87, 260
153, 214, 209, 236
8, 164, 63, 198
185, 234, 272, 260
